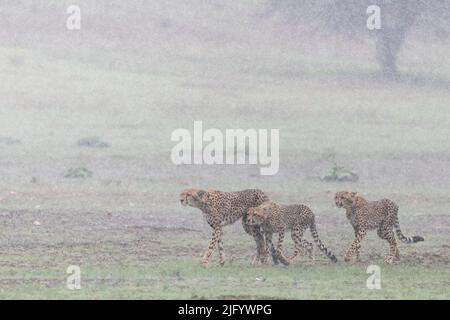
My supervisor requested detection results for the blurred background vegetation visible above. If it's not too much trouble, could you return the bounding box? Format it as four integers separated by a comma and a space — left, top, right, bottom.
1, 0, 449, 79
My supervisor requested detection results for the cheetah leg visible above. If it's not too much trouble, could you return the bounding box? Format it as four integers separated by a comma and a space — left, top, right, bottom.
292, 232, 315, 265
217, 228, 225, 266
303, 240, 315, 265
395, 247, 400, 261
258, 243, 270, 265
384, 232, 398, 264
353, 229, 362, 262
275, 232, 290, 266
250, 229, 267, 265
345, 229, 366, 263
265, 232, 279, 265
254, 227, 268, 265
378, 228, 399, 264
202, 227, 221, 267
289, 225, 306, 261
243, 219, 269, 265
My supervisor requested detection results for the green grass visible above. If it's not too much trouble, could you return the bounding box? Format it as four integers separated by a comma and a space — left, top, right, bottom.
1, 254, 449, 299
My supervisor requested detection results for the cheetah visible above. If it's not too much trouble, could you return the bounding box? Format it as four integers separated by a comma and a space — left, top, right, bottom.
335, 191, 424, 264
179, 188, 270, 267
247, 201, 338, 266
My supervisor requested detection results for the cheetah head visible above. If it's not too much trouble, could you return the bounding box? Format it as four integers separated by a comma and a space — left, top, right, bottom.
335, 191, 367, 209
247, 201, 274, 225
180, 189, 206, 208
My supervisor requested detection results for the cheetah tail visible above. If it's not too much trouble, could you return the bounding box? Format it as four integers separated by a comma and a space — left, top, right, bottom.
394, 218, 424, 243
309, 222, 338, 263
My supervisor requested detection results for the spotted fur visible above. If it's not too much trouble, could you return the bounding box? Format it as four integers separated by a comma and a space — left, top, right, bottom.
180, 188, 269, 267
335, 191, 424, 264
247, 201, 337, 265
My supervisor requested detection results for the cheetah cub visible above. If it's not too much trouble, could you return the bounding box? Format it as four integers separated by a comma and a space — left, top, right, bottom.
335, 191, 424, 264
247, 201, 338, 265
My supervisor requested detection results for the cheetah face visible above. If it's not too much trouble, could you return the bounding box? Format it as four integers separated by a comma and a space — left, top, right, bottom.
335, 191, 357, 208
180, 189, 205, 208
246, 207, 266, 226
247, 201, 273, 225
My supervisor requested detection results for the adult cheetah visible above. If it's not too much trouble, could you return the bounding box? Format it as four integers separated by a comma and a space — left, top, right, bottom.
247, 201, 338, 265
335, 191, 424, 264
179, 188, 269, 267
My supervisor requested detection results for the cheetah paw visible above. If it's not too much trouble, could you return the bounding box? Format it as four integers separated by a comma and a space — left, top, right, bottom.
307, 259, 316, 266
201, 260, 210, 268
383, 257, 394, 264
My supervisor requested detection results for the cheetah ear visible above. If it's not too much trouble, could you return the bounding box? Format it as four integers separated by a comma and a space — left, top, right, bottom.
350, 192, 358, 197
260, 206, 270, 218
194, 190, 206, 200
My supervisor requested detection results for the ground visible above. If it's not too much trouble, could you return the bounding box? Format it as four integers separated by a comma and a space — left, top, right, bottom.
0, 1, 450, 299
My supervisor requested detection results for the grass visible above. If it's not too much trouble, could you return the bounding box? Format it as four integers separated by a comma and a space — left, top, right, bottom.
1, 246, 449, 299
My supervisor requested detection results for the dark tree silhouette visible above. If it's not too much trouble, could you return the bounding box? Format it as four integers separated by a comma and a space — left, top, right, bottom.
263, 0, 449, 78
375, 1, 421, 78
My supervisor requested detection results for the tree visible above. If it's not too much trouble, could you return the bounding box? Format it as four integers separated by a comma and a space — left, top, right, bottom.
263, 0, 449, 78
375, 1, 421, 78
